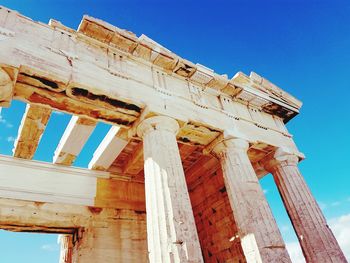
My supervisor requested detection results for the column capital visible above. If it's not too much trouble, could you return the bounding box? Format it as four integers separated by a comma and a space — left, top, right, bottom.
268, 148, 347, 262
137, 115, 179, 138
263, 147, 299, 172
141, 115, 204, 262
212, 138, 249, 156
215, 139, 292, 261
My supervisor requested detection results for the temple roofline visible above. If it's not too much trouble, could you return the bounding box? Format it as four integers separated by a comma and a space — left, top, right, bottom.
0, 4, 300, 122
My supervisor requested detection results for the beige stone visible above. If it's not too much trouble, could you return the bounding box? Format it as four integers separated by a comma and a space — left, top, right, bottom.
53, 116, 97, 165
13, 104, 52, 159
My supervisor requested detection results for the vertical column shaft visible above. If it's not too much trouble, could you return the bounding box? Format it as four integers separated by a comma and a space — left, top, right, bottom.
137, 116, 203, 263
265, 148, 347, 263
59, 234, 73, 263
213, 138, 291, 263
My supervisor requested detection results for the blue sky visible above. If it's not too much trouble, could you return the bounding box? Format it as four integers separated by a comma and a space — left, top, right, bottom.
0, 0, 349, 262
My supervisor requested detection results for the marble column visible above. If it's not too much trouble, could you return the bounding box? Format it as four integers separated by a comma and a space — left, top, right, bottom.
213, 138, 291, 263
264, 148, 347, 263
59, 234, 73, 263
137, 116, 203, 263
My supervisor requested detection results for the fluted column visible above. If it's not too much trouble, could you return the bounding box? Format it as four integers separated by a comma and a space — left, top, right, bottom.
213, 138, 291, 263
264, 148, 347, 263
59, 234, 73, 263
137, 116, 203, 263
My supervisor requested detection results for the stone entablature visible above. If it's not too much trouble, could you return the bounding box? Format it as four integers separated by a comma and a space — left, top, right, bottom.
0, 6, 303, 163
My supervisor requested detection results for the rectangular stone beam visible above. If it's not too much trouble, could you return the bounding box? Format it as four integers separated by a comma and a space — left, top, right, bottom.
0, 154, 146, 211
88, 126, 129, 171
53, 116, 97, 165
0, 197, 92, 231
13, 104, 52, 159
0, 154, 106, 206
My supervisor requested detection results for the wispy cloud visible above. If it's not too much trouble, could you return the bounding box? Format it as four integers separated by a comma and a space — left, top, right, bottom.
286, 242, 305, 263
319, 197, 349, 210
280, 224, 290, 233
331, 201, 341, 207
53, 111, 64, 116
318, 201, 327, 211
263, 189, 269, 195
6, 136, 15, 142
41, 243, 59, 252
287, 213, 350, 262
329, 213, 350, 260
0, 114, 13, 129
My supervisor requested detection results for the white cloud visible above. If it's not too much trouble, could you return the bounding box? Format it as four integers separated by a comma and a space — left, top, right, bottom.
53, 111, 64, 115
286, 242, 305, 263
263, 189, 269, 194
6, 136, 15, 142
318, 201, 328, 211
281, 224, 290, 234
331, 201, 341, 207
286, 213, 350, 262
41, 243, 59, 252
329, 213, 350, 260
0, 115, 13, 128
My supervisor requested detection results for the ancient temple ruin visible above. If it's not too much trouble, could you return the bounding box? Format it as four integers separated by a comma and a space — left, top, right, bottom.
0, 5, 347, 263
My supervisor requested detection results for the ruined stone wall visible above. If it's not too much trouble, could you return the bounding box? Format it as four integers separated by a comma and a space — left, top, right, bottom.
187, 163, 246, 263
